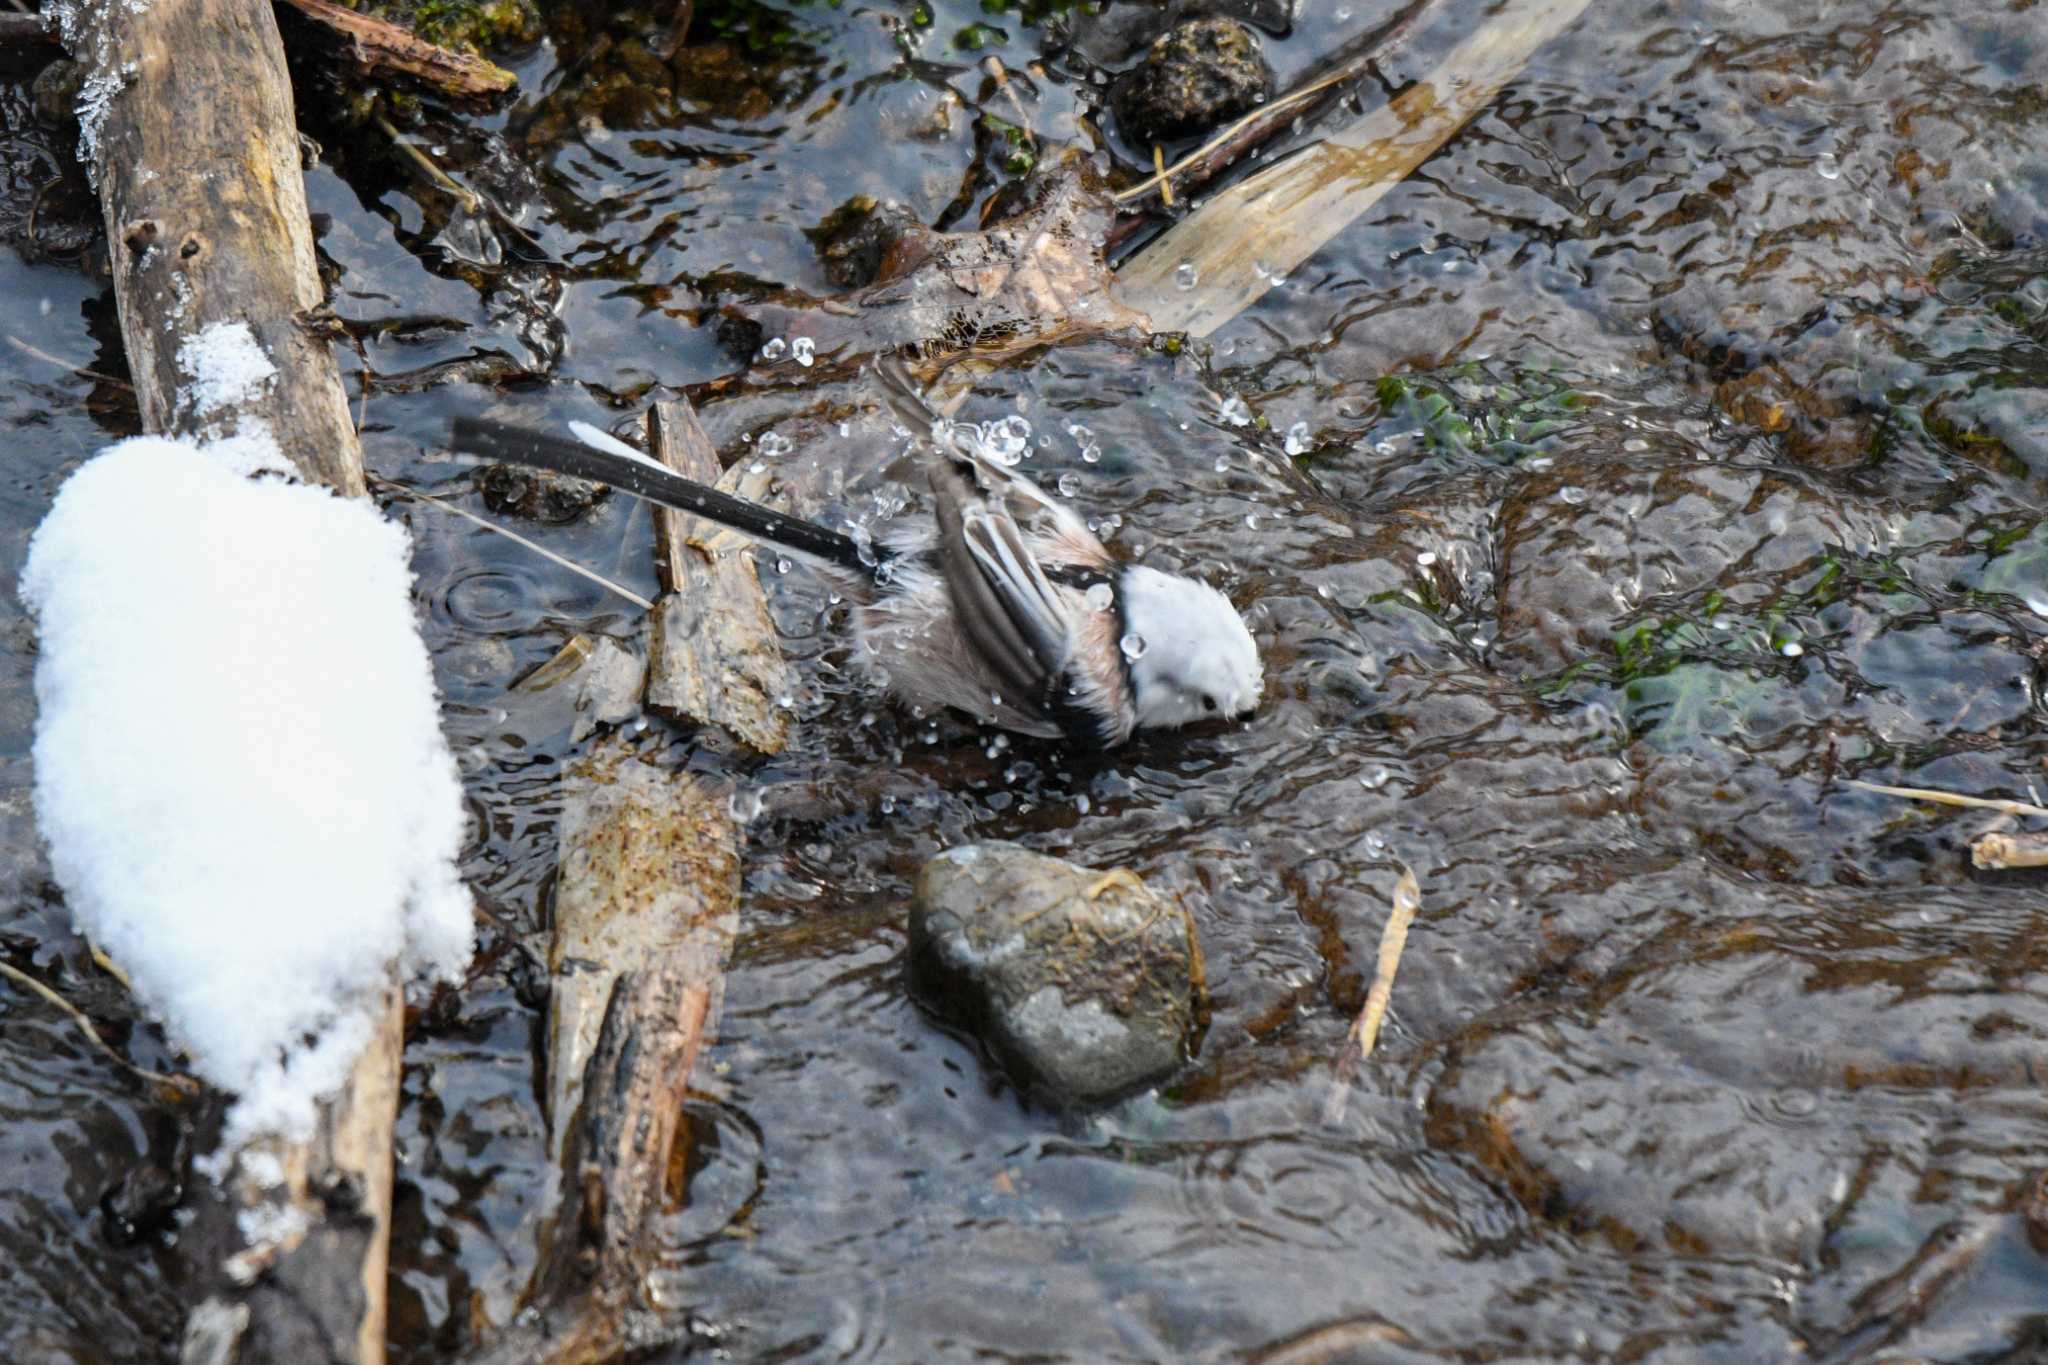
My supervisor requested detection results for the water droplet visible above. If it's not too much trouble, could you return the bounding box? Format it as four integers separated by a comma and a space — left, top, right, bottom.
990, 692, 1004, 709
1416, 551, 1437, 568
1058, 472, 1079, 496
757, 431, 793, 458
1219, 395, 1251, 427
984, 414, 1032, 464
775, 692, 796, 710
748, 460, 766, 474
728, 788, 763, 822
1557, 485, 1588, 505
1359, 767, 1391, 790
880, 794, 897, 814
1081, 442, 1102, 464
1815, 152, 1840, 181
1245, 512, 1261, 530
1334, 3, 1351, 17
775, 555, 792, 574
1120, 633, 1148, 661
1085, 582, 1114, 612
1283, 421, 1310, 456
1174, 261, 1199, 290
1781, 641, 1805, 658
791, 336, 816, 367
1214, 454, 1231, 473
1075, 793, 1091, 815
759, 336, 787, 361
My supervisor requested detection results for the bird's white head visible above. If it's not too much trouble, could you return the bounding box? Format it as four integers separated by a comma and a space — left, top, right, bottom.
1118, 565, 1263, 732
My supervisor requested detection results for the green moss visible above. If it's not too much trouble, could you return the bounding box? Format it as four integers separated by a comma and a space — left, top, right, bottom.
1375, 363, 1595, 460
349, 0, 541, 53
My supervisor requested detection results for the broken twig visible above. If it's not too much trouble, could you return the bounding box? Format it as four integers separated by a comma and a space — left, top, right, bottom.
0, 959, 198, 1099
1841, 778, 2048, 821
1322, 861, 1420, 1124
367, 473, 655, 612
1115, 0, 1593, 337
1112, 0, 1439, 214
278, 0, 515, 99
1971, 831, 2048, 871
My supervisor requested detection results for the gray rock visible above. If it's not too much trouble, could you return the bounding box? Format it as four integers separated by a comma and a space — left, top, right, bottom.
1111, 18, 1273, 149
910, 842, 1206, 1106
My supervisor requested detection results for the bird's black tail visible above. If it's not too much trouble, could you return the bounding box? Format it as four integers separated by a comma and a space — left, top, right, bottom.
448, 417, 879, 578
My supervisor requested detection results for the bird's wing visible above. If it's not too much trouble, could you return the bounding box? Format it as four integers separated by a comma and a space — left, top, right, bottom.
929, 454, 1076, 711
874, 356, 1112, 568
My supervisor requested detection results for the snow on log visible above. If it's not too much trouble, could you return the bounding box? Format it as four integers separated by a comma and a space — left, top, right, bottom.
22, 436, 473, 1142
40, 0, 462, 1358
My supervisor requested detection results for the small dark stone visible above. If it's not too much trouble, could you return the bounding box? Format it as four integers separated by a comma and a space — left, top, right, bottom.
1111, 18, 1273, 148
100, 1163, 181, 1246
910, 842, 1205, 1107
713, 311, 765, 364
807, 195, 923, 290
30, 60, 84, 131
474, 462, 609, 523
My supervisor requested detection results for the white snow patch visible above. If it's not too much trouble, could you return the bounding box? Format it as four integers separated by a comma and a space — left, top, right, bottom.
178, 321, 276, 420
22, 435, 475, 1144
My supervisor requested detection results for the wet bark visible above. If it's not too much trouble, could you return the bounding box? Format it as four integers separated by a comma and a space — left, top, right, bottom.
276, 0, 515, 100
645, 398, 797, 755
53, 0, 393, 1359
474, 398, 789, 1363
59, 0, 364, 491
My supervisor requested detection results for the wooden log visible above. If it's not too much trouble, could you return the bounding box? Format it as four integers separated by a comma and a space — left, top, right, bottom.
276, 0, 516, 100
60, 0, 365, 492
543, 748, 738, 1168
472, 745, 738, 1364
644, 398, 797, 755
54, 0, 399, 1359
477, 399, 795, 1361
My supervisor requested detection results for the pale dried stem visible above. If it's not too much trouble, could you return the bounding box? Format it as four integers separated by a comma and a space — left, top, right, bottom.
1322, 862, 1420, 1124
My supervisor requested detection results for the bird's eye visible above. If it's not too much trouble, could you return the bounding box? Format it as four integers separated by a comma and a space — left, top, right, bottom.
1201, 693, 1217, 713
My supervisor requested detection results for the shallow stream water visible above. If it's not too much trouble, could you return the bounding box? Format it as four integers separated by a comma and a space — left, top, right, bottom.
3, 0, 2048, 1359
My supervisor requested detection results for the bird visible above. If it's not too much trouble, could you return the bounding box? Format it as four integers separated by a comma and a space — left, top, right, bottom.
447, 359, 1263, 748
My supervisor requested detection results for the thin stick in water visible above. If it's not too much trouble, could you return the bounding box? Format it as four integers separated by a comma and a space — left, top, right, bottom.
1841, 778, 2048, 821
1323, 861, 1420, 1124
368, 473, 656, 611
0, 959, 197, 1098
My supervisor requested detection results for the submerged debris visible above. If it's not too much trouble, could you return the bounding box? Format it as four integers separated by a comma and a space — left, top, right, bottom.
473, 461, 609, 522
1111, 18, 1273, 148
808, 194, 922, 289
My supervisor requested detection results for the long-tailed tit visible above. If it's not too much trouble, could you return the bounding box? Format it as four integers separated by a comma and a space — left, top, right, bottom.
448, 361, 1262, 746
